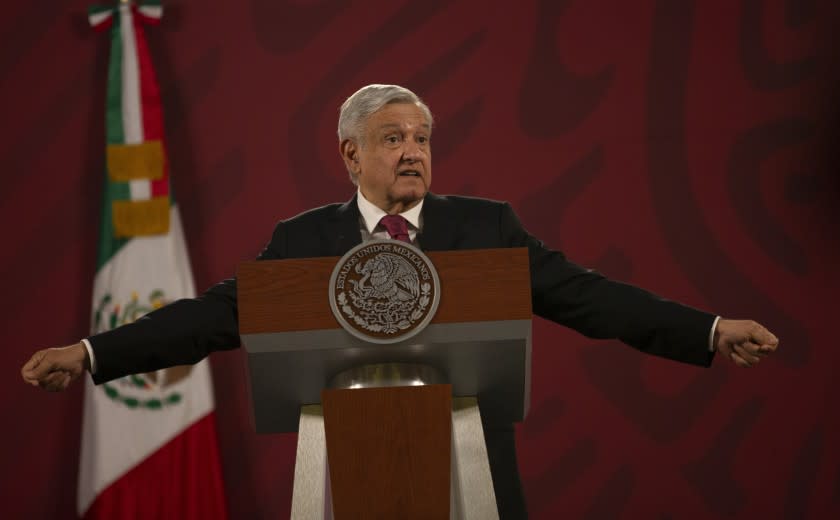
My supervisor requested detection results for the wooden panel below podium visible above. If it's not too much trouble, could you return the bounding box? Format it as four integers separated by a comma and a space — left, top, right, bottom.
321, 385, 452, 519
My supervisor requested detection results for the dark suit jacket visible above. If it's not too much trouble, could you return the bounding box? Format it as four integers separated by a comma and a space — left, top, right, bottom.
89, 192, 715, 518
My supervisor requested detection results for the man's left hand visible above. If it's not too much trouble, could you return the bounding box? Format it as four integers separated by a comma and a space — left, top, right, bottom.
714, 319, 779, 367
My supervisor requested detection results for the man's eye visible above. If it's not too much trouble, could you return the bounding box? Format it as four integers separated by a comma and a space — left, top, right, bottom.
417, 136, 429, 144
385, 135, 400, 144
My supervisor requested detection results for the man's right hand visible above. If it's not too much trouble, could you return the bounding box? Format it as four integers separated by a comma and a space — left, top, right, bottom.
21, 343, 89, 392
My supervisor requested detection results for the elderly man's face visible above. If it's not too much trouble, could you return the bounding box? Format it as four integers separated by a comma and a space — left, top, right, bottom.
342, 103, 431, 213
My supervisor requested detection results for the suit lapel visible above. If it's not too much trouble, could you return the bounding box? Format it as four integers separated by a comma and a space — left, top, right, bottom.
416, 192, 460, 251
325, 194, 363, 256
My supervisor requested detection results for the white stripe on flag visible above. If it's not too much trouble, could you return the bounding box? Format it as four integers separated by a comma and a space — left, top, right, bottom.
88, 11, 112, 27
129, 179, 152, 200
138, 6, 163, 19
119, 4, 144, 144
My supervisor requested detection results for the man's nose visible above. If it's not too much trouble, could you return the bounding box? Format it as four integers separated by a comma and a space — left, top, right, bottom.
401, 141, 424, 162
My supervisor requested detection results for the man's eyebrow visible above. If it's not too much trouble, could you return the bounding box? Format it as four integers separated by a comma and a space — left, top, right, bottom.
377, 123, 431, 131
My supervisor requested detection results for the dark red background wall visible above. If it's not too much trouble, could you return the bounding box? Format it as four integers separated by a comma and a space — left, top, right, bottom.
2, 0, 838, 518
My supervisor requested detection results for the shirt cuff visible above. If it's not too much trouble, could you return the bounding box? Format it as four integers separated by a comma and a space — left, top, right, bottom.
708, 316, 721, 352
81, 338, 97, 374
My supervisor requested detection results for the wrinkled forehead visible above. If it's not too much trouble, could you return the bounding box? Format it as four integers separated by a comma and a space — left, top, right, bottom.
366, 102, 432, 132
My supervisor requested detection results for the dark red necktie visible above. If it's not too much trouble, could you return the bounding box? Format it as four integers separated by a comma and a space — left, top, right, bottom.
379, 214, 411, 243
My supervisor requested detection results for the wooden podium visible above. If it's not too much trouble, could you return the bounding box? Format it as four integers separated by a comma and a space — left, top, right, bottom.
237, 248, 532, 519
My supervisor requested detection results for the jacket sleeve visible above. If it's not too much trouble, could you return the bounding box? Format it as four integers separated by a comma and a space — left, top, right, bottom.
88, 222, 290, 384
499, 202, 715, 367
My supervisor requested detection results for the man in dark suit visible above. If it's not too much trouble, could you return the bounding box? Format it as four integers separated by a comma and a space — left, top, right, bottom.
23, 84, 778, 519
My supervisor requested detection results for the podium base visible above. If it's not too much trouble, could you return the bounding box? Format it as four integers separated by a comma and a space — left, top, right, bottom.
289, 396, 498, 519
291, 405, 331, 519
451, 397, 499, 519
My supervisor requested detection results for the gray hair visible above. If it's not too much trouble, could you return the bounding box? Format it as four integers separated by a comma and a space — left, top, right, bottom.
338, 84, 433, 144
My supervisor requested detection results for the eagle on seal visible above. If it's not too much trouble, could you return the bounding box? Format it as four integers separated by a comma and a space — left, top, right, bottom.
352, 253, 420, 303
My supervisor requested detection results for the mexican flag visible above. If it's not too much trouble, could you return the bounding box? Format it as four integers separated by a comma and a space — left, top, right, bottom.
78, 2, 227, 518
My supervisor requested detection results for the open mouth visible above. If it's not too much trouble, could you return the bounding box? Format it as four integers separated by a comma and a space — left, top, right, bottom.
398, 170, 421, 177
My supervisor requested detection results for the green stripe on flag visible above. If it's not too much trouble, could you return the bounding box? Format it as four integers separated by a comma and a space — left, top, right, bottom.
106, 13, 124, 145
97, 174, 131, 270
87, 4, 112, 17
98, 11, 129, 269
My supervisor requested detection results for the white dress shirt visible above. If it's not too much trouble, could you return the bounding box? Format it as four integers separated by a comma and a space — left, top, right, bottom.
356, 188, 423, 242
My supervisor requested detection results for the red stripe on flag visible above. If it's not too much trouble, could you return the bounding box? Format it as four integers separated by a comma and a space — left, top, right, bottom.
83, 413, 228, 519
152, 147, 170, 198
131, 7, 162, 141
131, 7, 169, 198
90, 17, 114, 33
135, 10, 163, 26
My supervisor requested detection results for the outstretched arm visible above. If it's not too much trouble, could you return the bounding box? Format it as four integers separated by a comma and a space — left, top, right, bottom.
498, 202, 780, 367
20, 220, 293, 391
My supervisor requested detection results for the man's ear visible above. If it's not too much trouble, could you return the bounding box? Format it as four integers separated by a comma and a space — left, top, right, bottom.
339, 139, 361, 174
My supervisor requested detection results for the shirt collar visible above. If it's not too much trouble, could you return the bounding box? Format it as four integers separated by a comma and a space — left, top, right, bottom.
357, 189, 424, 234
